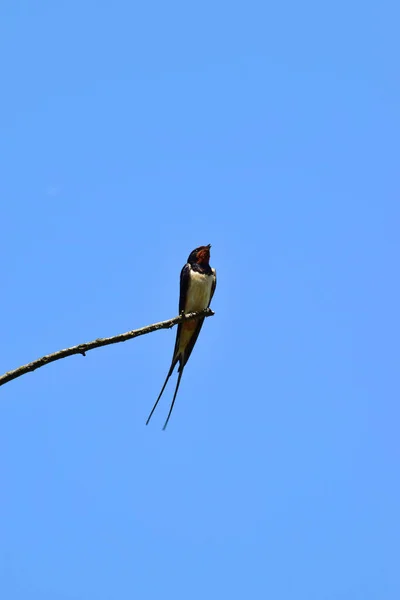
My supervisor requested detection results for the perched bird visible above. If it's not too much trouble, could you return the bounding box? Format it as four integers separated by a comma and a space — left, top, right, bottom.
146, 244, 217, 429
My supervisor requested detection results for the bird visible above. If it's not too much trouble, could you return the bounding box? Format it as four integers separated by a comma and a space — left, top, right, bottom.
146, 244, 217, 429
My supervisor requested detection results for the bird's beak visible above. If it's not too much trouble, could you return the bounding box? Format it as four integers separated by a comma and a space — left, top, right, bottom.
207, 244, 211, 249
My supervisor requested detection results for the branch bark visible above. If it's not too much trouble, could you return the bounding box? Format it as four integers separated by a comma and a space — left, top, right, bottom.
0, 308, 214, 388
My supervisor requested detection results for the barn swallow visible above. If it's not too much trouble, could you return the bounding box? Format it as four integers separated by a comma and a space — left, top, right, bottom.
146, 244, 217, 430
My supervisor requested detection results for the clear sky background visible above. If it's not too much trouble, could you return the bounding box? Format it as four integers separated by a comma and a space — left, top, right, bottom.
0, 1, 399, 598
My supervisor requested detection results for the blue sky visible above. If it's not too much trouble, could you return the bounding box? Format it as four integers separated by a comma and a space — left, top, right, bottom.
1, 1, 399, 598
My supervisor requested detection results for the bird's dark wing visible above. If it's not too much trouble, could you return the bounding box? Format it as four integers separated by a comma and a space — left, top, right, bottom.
209, 270, 217, 305
178, 263, 191, 312
171, 263, 191, 359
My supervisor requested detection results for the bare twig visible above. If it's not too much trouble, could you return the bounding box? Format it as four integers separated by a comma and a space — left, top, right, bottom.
0, 309, 214, 388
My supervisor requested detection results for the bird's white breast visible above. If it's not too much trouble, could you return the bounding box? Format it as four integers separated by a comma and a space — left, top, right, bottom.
186, 270, 214, 312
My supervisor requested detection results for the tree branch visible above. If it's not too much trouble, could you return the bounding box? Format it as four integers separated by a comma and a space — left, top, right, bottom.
0, 308, 214, 388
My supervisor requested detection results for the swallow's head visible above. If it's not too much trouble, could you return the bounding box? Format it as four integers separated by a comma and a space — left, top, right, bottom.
188, 244, 211, 265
